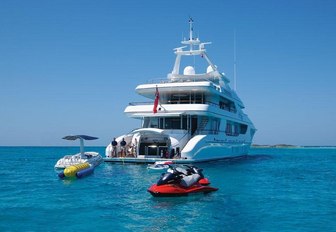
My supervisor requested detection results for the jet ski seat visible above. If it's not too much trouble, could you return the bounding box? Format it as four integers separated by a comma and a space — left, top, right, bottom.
180, 174, 201, 188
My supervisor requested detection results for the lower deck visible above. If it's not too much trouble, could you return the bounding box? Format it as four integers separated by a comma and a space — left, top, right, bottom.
103, 154, 248, 164
104, 156, 191, 164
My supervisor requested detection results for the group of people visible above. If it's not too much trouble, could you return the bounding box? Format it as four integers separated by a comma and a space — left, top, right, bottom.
110, 137, 137, 158
109, 138, 181, 159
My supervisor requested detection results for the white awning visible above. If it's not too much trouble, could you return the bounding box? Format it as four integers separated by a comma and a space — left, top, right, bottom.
131, 128, 165, 134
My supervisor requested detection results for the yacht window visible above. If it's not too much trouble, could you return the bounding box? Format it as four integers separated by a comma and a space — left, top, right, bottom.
194, 93, 204, 104
225, 122, 232, 135
159, 118, 164, 129
143, 118, 150, 128
233, 124, 239, 136
143, 117, 159, 128
211, 118, 220, 134
144, 116, 188, 130
219, 97, 236, 113
179, 94, 189, 104
182, 116, 188, 130
167, 92, 205, 104
164, 116, 187, 130
150, 118, 159, 128
226, 121, 248, 136
240, 124, 248, 134
165, 117, 181, 129
170, 94, 179, 104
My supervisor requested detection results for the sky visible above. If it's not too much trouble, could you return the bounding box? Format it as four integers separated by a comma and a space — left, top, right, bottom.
1, 0, 336, 146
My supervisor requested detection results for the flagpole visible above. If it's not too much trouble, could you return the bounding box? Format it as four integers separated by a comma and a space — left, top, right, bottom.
153, 85, 160, 114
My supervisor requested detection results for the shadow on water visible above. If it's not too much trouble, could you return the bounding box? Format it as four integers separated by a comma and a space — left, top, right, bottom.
149, 191, 218, 208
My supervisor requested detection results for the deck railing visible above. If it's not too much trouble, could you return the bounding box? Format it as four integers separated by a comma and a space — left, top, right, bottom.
146, 77, 219, 84
129, 100, 214, 106
128, 100, 236, 113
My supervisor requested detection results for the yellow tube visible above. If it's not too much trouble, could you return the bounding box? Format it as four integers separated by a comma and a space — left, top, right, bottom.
64, 163, 90, 177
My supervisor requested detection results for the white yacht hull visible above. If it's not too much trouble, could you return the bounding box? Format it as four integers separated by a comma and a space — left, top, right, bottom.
180, 134, 251, 160
104, 140, 251, 164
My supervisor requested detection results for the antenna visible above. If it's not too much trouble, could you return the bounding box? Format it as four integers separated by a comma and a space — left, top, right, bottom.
189, 17, 193, 41
188, 17, 194, 51
233, 29, 237, 91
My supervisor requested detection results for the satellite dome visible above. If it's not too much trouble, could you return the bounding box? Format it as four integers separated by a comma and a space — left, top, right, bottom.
183, 66, 195, 75
207, 65, 217, 73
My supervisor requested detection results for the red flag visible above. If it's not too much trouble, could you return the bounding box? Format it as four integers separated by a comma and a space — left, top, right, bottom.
153, 86, 159, 113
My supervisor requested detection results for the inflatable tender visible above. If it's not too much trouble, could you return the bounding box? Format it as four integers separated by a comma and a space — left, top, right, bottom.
76, 166, 95, 178
58, 162, 94, 179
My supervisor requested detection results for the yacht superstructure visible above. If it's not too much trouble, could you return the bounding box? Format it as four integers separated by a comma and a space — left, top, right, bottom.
105, 19, 256, 163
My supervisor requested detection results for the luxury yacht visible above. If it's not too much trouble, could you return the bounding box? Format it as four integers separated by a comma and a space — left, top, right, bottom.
105, 19, 256, 163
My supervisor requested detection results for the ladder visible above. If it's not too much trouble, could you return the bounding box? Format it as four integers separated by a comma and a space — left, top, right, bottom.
198, 117, 209, 132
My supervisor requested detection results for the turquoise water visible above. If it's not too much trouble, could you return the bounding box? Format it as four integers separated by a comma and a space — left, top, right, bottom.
1, 147, 336, 231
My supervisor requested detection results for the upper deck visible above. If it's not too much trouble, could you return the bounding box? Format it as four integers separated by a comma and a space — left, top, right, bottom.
135, 79, 244, 109
125, 19, 248, 118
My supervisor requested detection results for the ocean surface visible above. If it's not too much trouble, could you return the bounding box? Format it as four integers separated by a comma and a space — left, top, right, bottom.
1, 147, 335, 232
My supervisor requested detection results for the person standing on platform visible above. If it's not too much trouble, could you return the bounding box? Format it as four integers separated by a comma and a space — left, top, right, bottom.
111, 138, 118, 157
120, 138, 126, 157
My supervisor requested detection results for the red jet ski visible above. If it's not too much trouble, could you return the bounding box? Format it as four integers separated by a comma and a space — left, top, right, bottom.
148, 165, 218, 197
